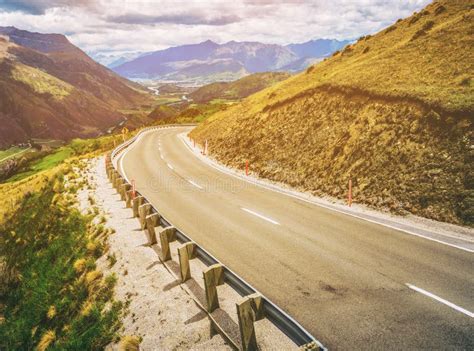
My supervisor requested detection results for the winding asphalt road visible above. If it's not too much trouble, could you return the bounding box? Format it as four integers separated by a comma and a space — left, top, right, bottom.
117, 126, 473, 350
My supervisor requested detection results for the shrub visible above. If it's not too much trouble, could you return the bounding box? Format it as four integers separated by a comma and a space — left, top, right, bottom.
85, 270, 103, 287
107, 253, 117, 267
411, 21, 435, 41
73, 258, 87, 274
459, 75, 471, 86
434, 5, 446, 16
412, 29, 426, 40
342, 45, 353, 55
422, 20, 435, 31
384, 25, 397, 34
119, 335, 141, 351
409, 14, 420, 25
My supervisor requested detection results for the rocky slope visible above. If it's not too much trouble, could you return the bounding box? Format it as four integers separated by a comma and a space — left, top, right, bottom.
190, 1, 473, 225
0, 27, 150, 147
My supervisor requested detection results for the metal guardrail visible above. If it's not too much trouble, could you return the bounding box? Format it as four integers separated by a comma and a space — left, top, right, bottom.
109, 125, 325, 350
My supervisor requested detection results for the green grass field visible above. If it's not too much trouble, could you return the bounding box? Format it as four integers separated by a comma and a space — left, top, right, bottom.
6, 147, 73, 182
0, 147, 29, 163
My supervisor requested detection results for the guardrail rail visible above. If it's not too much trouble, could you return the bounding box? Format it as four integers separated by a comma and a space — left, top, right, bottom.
107, 125, 326, 351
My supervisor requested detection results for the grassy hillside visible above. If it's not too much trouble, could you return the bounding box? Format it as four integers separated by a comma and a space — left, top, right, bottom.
189, 72, 291, 103
0, 130, 134, 348
191, 0, 473, 225
150, 102, 231, 125
0, 133, 128, 222
0, 163, 122, 350
0, 29, 150, 148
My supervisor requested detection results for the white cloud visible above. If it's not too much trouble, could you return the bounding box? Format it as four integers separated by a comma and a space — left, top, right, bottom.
0, 0, 431, 63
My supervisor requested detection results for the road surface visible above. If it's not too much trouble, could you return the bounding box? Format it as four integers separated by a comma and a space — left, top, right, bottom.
117, 126, 473, 350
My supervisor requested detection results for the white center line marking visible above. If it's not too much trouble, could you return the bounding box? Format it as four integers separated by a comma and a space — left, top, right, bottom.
241, 207, 280, 225
188, 180, 203, 189
167, 163, 174, 170
406, 284, 473, 318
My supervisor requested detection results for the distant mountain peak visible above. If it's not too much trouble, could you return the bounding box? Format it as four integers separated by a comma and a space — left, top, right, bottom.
112, 38, 347, 82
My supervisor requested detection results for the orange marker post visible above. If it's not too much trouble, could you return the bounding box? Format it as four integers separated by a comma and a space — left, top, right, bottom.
131, 179, 136, 199
245, 160, 249, 176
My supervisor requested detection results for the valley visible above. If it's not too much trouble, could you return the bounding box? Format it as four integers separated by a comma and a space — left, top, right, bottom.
0, 1, 472, 350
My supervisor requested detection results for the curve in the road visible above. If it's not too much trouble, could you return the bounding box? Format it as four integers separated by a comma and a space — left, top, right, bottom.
117, 127, 474, 350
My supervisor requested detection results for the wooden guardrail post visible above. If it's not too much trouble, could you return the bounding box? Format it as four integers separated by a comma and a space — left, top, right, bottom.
203, 264, 224, 312
106, 166, 112, 179
145, 213, 160, 245
159, 226, 176, 261
115, 176, 123, 190
236, 293, 264, 351
132, 196, 144, 218
178, 242, 196, 282
120, 183, 131, 201
138, 203, 151, 230
125, 190, 134, 208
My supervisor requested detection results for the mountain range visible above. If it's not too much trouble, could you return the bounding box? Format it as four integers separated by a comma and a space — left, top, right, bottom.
0, 26, 149, 147
112, 39, 350, 84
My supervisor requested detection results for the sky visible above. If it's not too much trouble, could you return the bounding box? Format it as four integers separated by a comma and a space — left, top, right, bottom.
0, 0, 431, 64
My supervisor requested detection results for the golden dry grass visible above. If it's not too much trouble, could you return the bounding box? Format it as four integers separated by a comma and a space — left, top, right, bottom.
73, 258, 87, 274
119, 335, 141, 351
243, 1, 472, 114
0, 168, 56, 224
37, 330, 55, 351
191, 1, 474, 225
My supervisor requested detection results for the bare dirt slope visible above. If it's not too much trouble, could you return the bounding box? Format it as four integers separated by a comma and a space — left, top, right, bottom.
191, 0, 474, 225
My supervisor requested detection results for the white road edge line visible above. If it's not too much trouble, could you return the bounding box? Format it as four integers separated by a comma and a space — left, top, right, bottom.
118, 130, 152, 183
179, 134, 474, 254
118, 127, 178, 183
241, 207, 280, 225
406, 283, 474, 318
188, 180, 203, 189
